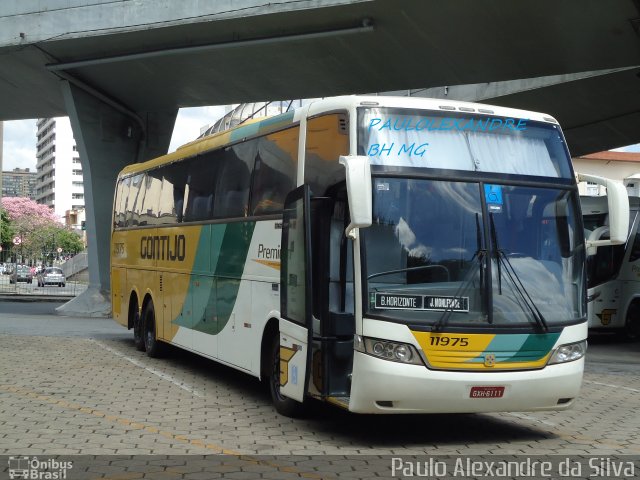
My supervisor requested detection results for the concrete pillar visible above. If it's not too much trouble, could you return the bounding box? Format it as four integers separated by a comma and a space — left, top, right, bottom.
58, 81, 176, 316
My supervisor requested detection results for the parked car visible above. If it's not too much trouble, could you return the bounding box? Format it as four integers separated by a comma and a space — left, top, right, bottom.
10, 265, 33, 284
37, 267, 66, 287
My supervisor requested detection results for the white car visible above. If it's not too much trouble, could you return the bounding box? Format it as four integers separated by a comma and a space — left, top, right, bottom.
37, 267, 66, 287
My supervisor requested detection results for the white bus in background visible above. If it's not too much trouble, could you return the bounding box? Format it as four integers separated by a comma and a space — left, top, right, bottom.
582, 176, 640, 339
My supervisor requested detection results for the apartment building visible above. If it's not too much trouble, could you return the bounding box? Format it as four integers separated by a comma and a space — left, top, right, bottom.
2, 167, 37, 199
35, 117, 84, 220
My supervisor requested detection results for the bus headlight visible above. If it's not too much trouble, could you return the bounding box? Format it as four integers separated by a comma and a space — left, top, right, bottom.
354, 335, 423, 365
548, 340, 587, 365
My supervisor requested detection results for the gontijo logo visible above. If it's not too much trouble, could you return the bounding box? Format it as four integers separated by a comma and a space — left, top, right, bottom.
8, 456, 73, 479
140, 234, 186, 261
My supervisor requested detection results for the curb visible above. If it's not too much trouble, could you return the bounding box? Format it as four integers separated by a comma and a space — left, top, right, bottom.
0, 294, 73, 303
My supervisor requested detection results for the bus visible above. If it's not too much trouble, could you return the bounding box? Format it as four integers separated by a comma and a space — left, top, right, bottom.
582, 190, 640, 339
111, 95, 629, 416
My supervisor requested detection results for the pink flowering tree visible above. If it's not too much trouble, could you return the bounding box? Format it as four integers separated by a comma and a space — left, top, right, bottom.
1, 197, 61, 261
1, 197, 59, 224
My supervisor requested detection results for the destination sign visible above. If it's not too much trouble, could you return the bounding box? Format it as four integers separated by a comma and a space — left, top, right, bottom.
375, 294, 424, 310
424, 295, 469, 312
374, 294, 469, 312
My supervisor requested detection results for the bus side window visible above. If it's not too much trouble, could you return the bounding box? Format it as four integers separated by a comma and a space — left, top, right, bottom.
213, 143, 255, 218
305, 113, 349, 196
251, 127, 298, 215
157, 162, 187, 224
125, 174, 145, 227
184, 152, 221, 222
114, 177, 129, 228
140, 172, 162, 225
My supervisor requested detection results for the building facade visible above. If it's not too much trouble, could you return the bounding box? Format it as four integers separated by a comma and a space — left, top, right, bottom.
573, 151, 640, 196
1, 167, 37, 199
35, 117, 85, 220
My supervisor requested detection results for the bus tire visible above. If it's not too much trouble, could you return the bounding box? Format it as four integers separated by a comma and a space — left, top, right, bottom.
143, 300, 165, 358
624, 301, 640, 341
268, 334, 306, 417
131, 298, 145, 352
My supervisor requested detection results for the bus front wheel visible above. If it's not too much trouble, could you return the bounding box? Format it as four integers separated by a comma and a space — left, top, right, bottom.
268, 334, 306, 417
143, 300, 165, 358
625, 301, 640, 341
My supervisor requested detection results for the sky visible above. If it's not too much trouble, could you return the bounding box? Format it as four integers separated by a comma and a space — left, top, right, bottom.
1, 105, 226, 172
612, 144, 640, 153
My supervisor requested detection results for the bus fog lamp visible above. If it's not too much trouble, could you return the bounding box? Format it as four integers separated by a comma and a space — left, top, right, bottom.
549, 340, 587, 364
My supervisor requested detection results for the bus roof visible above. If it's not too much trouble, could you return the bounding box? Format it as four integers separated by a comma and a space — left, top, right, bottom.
119, 95, 559, 178
119, 111, 297, 176
305, 95, 558, 125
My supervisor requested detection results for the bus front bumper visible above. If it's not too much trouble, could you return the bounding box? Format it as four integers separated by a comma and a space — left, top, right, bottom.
348, 351, 584, 414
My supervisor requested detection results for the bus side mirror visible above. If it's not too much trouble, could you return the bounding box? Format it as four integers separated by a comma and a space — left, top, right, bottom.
339, 155, 372, 239
577, 173, 630, 256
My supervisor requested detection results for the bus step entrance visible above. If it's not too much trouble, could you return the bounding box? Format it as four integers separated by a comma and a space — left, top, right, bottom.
326, 396, 350, 409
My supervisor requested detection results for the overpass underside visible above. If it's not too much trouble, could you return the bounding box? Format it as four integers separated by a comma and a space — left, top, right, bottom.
2, 0, 640, 314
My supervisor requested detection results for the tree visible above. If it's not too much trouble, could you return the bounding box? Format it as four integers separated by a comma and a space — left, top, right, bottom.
1, 197, 59, 224
0, 198, 84, 264
51, 226, 84, 255
1, 197, 60, 263
0, 209, 15, 254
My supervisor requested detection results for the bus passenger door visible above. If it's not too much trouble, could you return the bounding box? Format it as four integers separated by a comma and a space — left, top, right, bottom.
310, 194, 354, 402
279, 185, 313, 402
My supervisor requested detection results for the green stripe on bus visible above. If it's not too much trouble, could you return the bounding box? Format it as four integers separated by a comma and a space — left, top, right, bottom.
500, 332, 560, 363
229, 111, 295, 143
187, 221, 257, 335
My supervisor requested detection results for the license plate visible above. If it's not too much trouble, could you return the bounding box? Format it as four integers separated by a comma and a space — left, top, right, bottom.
470, 386, 505, 398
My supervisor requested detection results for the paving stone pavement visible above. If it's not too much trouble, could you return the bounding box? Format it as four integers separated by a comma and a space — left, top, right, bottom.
0, 332, 639, 478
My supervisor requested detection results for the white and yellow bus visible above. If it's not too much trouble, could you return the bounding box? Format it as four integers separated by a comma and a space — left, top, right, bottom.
111, 95, 628, 416
582, 192, 639, 338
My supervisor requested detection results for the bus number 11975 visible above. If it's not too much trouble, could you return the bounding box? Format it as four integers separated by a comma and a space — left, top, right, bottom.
430, 336, 469, 347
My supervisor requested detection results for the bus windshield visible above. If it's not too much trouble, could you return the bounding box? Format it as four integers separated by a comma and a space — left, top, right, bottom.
358, 107, 573, 178
362, 178, 585, 328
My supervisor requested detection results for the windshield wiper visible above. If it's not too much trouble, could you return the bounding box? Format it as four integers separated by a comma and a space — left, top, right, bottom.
433, 213, 487, 332
489, 214, 549, 332
431, 250, 486, 332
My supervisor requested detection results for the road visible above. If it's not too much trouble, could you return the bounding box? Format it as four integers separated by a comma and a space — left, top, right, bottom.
0, 301, 639, 479
0, 301, 126, 339
0, 274, 88, 297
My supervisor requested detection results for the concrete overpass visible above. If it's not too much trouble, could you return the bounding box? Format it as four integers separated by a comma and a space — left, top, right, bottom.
2, 0, 640, 314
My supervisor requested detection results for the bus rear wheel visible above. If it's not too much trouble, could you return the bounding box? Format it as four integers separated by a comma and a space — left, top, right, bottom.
132, 300, 145, 351
143, 300, 165, 358
268, 334, 306, 417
